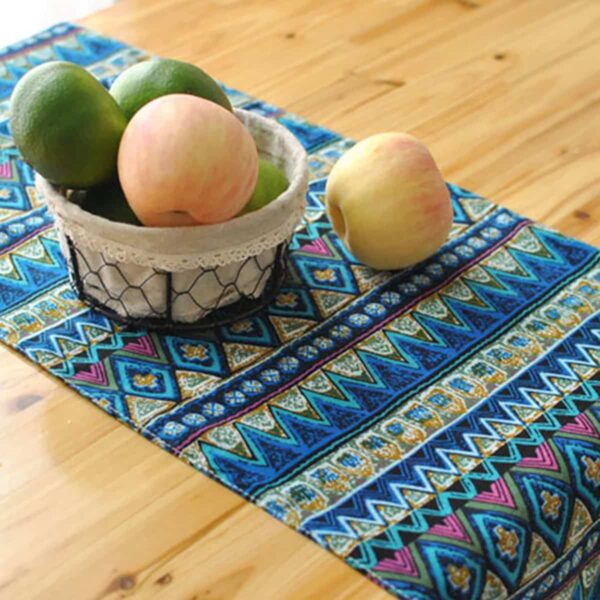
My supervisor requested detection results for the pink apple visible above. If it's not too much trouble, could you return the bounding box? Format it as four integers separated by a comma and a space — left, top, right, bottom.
325, 132, 453, 270
118, 94, 258, 226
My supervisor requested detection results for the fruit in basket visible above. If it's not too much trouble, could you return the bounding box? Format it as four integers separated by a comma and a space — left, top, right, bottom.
110, 58, 232, 120
118, 94, 258, 226
325, 132, 453, 270
9, 61, 127, 188
78, 179, 141, 225
239, 158, 288, 215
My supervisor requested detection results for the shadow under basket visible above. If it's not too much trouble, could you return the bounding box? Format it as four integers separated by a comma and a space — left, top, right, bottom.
37, 109, 308, 333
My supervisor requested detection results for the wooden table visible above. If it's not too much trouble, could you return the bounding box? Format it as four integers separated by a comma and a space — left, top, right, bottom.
1, 1, 598, 598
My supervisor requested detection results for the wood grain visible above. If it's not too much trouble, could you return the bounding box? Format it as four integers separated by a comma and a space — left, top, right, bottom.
1, 1, 599, 598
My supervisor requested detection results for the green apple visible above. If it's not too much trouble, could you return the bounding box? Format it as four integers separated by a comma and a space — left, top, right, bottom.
110, 58, 232, 120
78, 179, 141, 225
240, 158, 288, 215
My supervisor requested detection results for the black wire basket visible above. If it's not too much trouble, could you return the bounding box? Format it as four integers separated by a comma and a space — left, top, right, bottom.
37, 109, 308, 333
64, 235, 289, 332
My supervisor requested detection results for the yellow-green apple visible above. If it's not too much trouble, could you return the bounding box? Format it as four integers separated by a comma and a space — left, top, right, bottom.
239, 158, 288, 215
325, 132, 453, 270
118, 94, 258, 226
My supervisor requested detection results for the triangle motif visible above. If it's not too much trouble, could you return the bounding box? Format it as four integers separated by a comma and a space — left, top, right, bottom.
270, 316, 315, 343
566, 498, 593, 546
351, 264, 388, 293
203, 424, 254, 458
357, 330, 401, 359
480, 571, 508, 600
428, 513, 472, 544
72, 362, 108, 387
521, 533, 555, 583
239, 405, 286, 438
519, 442, 559, 471
179, 441, 211, 471
461, 196, 495, 221
223, 343, 271, 372
507, 227, 553, 258
326, 350, 377, 384
126, 395, 175, 427
375, 546, 420, 578
386, 314, 435, 342
123, 335, 158, 358
57, 337, 83, 357
311, 289, 354, 318
175, 370, 221, 400
475, 477, 517, 509
271, 388, 322, 422
82, 324, 110, 343
561, 413, 598, 438
298, 237, 333, 256
416, 295, 462, 326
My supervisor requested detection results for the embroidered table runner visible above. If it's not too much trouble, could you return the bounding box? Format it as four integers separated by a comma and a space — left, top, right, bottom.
1, 23, 599, 600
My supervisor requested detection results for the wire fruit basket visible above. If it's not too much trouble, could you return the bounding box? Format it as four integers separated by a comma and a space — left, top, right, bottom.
37, 109, 308, 331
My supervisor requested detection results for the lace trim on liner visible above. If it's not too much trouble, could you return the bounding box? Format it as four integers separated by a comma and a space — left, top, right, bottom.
51, 205, 305, 270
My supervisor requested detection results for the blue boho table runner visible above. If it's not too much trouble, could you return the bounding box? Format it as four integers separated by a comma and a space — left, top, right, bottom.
1, 24, 599, 600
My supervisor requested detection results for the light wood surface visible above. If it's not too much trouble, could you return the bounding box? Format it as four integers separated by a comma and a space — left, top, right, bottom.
1, 1, 599, 598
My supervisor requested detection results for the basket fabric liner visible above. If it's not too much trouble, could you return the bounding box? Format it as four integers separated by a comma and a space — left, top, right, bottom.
37, 110, 308, 322
0, 24, 599, 600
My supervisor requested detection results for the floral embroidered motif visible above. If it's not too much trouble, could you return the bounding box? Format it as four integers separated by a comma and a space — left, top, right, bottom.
582, 456, 600, 486
230, 320, 253, 334
133, 373, 157, 388
541, 490, 562, 519
495, 525, 519, 559
448, 564, 470, 592
182, 344, 209, 361
313, 268, 336, 282
276, 292, 298, 308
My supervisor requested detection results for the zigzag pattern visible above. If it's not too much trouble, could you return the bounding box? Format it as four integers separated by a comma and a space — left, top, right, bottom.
0, 25, 599, 600
145, 225, 597, 452
18, 309, 117, 368
359, 405, 600, 599
50, 209, 557, 443
0, 233, 67, 310
302, 323, 599, 549
347, 377, 600, 571
149, 247, 598, 492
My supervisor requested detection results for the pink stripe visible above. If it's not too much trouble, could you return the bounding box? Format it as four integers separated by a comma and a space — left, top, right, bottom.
519, 441, 559, 471
72, 361, 107, 386
123, 334, 157, 357
0, 162, 12, 179
1, 224, 52, 254
175, 219, 530, 451
374, 546, 419, 576
300, 238, 331, 256
429, 513, 471, 541
475, 477, 516, 508
561, 412, 598, 437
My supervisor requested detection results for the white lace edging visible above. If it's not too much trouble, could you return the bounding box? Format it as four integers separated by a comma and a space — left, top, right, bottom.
49, 205, 305, 270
